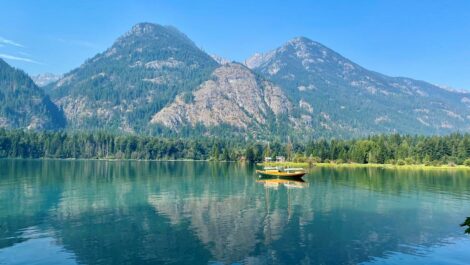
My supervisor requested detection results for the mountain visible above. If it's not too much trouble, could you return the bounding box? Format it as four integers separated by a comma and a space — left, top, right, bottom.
151, 63, 293, 139
32, 73, 62, 87
47, 23, 219, 133
0, 59, 65, 130
44, 24, 470, 139
246, 37, 470, 138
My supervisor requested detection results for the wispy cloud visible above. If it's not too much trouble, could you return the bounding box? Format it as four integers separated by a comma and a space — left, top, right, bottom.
0, 36, 25, 48
57, 38, 96, 49
0, 53, 41, 64
17, 51, 31, 57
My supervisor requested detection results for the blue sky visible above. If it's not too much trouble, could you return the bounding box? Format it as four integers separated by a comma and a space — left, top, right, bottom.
1, 0, 469, 89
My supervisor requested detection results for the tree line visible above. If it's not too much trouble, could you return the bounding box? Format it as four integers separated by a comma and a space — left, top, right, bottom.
1, 129, 470, 166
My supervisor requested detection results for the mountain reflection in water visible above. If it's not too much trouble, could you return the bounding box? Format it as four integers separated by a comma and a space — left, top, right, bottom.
0, 160, 470, 265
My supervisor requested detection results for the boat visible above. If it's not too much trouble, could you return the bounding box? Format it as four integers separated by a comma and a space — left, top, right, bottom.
256, 167, 306, 178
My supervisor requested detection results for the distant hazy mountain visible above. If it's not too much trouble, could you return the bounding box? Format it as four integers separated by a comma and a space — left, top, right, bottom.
0, 59, 65, 130
32, 73, 62, 87
246, 37, 470, 138
47, 23, 219, 133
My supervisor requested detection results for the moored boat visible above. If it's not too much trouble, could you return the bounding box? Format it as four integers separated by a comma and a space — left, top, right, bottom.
256, 167, 306, 178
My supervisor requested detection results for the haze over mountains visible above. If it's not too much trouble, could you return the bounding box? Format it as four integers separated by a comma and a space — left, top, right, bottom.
1, 22, 469, 139
32, 73, 62, 87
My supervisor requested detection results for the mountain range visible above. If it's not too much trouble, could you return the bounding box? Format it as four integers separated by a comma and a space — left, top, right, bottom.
1, 22, 469, 139
32, 73, 62, 87
246, 37, 470, 138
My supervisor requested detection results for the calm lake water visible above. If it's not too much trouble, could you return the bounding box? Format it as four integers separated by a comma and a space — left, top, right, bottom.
1, 159, 470, 265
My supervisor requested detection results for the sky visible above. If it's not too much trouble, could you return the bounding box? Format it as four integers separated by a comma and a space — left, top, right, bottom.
1, 0, 469, 89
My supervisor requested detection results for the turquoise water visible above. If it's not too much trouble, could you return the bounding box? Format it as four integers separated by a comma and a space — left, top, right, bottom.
0, 159, 470, 265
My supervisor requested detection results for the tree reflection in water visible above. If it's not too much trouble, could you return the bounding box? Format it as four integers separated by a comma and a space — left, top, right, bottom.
1, 160, 470, 265
462, 217, 470, 234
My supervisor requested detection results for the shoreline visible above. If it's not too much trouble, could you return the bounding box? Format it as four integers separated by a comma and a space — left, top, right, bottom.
0, 157, 235, 163
2, 158, 470, 170
260, 162, 470, 171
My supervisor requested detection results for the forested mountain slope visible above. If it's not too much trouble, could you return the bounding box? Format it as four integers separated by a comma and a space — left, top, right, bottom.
246, 37, 470, 138
0, 59, 65, 130
47, 23, 219, 133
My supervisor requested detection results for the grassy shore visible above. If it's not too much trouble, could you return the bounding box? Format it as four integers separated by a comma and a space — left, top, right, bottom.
259, 162, 470, 171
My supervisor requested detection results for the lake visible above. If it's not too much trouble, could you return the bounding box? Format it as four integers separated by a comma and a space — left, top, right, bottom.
0, 159, 469, 265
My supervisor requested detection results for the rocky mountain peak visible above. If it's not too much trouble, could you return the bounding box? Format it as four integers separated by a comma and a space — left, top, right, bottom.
287, 36, 314, 45
245, 53, 263, 69
128, 22, 159, 35
286, 36, 329, 52
245, 37, 335, 71
118, 22, 196, 48
32, 73, 62, 87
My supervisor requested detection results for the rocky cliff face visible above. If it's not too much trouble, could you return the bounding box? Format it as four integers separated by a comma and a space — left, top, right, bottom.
151, 63, 292, 133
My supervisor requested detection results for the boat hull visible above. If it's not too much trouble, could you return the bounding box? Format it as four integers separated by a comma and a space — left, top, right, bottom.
256, 170, 306, 178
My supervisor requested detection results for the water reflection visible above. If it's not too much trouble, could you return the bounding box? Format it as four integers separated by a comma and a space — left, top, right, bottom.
0, 160, 469, 264
256, 176, 309, 189
0, 228, 78, 265
462, 217, 470, 234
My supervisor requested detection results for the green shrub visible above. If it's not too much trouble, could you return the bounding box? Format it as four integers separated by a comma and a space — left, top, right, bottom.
404, 157, 414, 165
464, 159, 470, 167
293, 154, 307, 163
310, 156, 321, 163
397, 159, 406, 166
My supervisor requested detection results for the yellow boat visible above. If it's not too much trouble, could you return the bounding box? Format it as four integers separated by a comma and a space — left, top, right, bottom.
256, 167, 306, 178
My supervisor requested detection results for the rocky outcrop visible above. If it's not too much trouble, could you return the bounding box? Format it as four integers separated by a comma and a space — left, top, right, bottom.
151, 63, 292, 130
